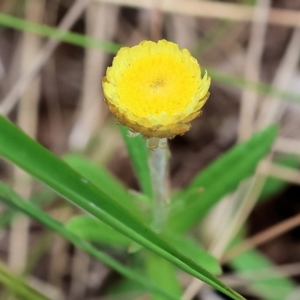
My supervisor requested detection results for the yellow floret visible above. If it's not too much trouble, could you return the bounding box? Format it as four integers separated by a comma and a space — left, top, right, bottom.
102, 40, 211, 138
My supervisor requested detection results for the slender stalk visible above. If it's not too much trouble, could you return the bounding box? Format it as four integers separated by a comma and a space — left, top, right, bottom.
148, 138, 170, 232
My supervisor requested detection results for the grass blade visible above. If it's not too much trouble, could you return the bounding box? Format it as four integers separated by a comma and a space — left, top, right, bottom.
119, 126, 153, 198
0, 13, 120, 53
65, 215, 130, 246
169, 126, 277, 232
165, 233, 221, 275
0, 116, 244, 300
0, 260, 50, 300
64, 154, 141, 213
146, 252, 181, 300
0, 182, 176, 300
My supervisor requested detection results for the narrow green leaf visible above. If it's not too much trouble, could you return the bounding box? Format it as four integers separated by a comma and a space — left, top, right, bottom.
0, 116, 244, 300
169, 126, 277, 232
0, 13, 120, 53
119, 126, 153, 198
0, 182, 176, 300
207, 68, 300, 104
165, 233, 221, 275
0, 260, 50, 300
0, 209, 15, 228
66, 215, 130, 246
147, 252, 181, 300
64, 154, 139, 212
187, 126, 276, 192
230, 248, 296, 300
0, 190, 55, 229
108, 278, 144, 299
65, 216, 221, 276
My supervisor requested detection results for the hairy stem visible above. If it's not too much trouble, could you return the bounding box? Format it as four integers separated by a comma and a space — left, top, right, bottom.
148, 138, 170, 232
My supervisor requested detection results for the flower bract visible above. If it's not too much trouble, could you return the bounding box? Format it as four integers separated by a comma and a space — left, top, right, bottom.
102, 40, 211, 138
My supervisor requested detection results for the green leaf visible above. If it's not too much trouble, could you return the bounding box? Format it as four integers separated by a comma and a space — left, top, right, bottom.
108, 278, 144, 299
0, 190, 55, 229
0, 260, 50, 300
0, 208, 15, 228
164, 233, 221, 275
146, 252, 181, 300
207, 68, 300, 104
64, 154, 139, 212
0, 115, 244, 300
65, 216, 221, 276
168, 125, 277, 232
0, 182, 176, 300
65, 215, 130, 246
230, 248, 296, 300
119, 126, 153, 198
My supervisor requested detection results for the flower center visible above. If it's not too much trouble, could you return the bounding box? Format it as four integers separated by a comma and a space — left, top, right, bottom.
117, 54, 199, 118
150, 78, 165, 91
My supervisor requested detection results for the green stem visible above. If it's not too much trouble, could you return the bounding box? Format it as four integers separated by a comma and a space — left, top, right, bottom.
148, 138, 170, 232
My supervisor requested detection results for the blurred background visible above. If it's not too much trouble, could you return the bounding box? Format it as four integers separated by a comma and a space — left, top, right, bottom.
0, 0, 300, 299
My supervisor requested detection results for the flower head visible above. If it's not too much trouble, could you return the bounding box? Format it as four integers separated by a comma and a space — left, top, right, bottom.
102, 40, 210, 138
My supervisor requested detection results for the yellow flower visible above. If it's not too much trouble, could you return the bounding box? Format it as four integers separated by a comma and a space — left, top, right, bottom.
102, 40, 210, 139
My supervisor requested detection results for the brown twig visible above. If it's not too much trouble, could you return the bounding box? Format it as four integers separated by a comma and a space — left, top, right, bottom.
223, 213, 300, 263
238, 0, 270, 141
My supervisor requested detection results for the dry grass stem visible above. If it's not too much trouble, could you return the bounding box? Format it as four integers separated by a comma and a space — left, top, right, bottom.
69, 2, 119, 150
224, 213, 300, 263
238, 0, 270, 141
0, 39, 22, 102
275, 137, 300, 156
28, 277, 65, 300
0, 57, 4, 82
48, 234, 70, 289
222, 262, 300, 284
48, 207, 74, 290
43, 58, 66, 154
256, 28, 300, 129
114, 10, 147, 45
99, 0, 300, 28
42, 1, 66, 154
183, 175, 267, 300
166, 14, 198, 50
0, 0, 89, 115
209, 176, 266, 259
150, 0, 163, 41
69, 249, 90, 299
8, 0, 45, 273
259, 162, 300, 186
